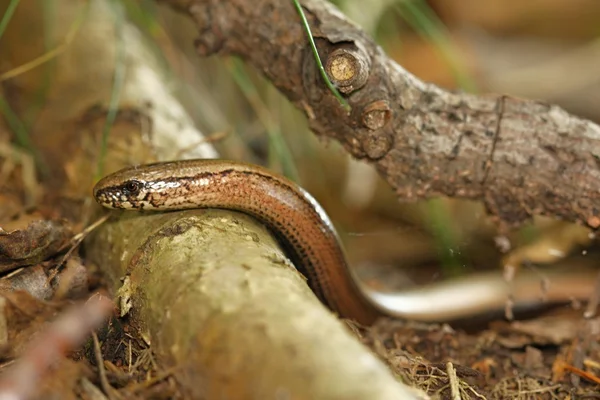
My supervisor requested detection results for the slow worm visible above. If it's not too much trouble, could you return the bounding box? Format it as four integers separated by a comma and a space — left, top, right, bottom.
93, 159, 597, 325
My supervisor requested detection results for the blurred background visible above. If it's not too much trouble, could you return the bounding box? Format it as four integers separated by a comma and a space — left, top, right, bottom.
1, 0, 599, 290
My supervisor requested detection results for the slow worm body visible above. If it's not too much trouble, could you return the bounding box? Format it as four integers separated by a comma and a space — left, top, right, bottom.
93, 159, 596, 325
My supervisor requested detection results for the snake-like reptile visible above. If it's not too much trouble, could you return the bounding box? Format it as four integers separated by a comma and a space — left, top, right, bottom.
93, 159, 596, 324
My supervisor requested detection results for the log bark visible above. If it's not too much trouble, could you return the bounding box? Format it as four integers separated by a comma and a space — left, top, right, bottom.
161, 0, 600, 230
86, 209, 422, 399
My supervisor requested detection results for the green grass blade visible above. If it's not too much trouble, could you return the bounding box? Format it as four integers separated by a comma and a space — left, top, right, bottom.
0, 0, 20, 40
292, 0, 350, 112
396, 0, 477, 92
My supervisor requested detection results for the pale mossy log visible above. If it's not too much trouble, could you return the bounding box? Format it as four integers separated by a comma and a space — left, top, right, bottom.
86, 209, 424, 399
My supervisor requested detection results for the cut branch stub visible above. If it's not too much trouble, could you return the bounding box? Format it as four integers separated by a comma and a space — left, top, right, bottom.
361, 131, 394, 160
359, 100, 394, 159
362, 100, 391, 130
325, 46, 370, 94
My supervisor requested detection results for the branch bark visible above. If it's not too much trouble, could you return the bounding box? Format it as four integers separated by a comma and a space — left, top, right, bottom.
162, 0, 600, 229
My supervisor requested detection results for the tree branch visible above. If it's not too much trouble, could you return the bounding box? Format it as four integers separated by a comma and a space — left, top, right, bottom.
162, 0, 600, 229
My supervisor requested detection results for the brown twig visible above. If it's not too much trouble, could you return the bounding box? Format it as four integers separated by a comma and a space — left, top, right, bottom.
93, 332, 120, 400
47, 214, 110, 284
161, 0, 600, 230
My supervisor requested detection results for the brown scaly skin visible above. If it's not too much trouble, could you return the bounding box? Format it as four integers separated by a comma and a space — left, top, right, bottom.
94, 159, 380, 324
94, 159, 598, 325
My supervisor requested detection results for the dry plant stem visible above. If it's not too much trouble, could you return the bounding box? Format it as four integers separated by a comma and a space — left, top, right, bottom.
86, 210, 422, 399
162, 0, 600, 229
93, 332, 119, 400
446, 362, 460, 400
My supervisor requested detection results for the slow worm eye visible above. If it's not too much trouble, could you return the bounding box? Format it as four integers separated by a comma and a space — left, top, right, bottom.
123, 180, 142, 195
